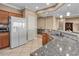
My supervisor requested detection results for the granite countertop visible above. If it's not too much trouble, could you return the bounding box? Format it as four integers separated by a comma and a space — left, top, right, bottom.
58, 30, 79, 36
0, 30, 8, 33
30, 35, 79, 56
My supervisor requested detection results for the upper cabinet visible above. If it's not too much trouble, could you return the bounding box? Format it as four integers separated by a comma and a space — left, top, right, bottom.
0, 10, 9, 24
9, 13, 22, 18
0, 10, 22, 24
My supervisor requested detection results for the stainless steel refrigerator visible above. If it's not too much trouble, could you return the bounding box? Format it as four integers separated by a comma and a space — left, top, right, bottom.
9, 16, 27, 48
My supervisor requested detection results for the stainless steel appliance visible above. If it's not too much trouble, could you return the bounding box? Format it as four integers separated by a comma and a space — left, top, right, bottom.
9, 16, 27, 48
0, 23, 9, 32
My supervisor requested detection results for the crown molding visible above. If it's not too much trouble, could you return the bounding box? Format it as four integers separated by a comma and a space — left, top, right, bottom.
1, 3, 21, 10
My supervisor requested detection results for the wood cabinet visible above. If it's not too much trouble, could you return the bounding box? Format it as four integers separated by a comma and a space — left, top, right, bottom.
42, 33, 49, 45
9, 13, 22, 18
0, 10, 9, 24
0, 32, 9, 48
0, 37, 2, 48
0, 10, 22, 24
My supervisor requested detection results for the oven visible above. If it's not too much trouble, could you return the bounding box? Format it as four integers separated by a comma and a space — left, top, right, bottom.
0, 23, 9, 32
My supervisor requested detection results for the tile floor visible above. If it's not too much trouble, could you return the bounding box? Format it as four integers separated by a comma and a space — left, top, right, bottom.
31, 35, 79, 56
0, 35, 42, 56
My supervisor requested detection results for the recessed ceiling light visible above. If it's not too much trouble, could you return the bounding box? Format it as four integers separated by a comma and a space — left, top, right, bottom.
67, 4, 71, 7
46, 3, 50, 5
35, 6, 39, 9
59, 47, 62, 52
66, 12, 70, 16
60, 15, 63, 18
66, 53, 70, 56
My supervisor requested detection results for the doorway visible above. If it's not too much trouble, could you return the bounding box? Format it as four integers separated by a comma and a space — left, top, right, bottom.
65, 22, 73, 31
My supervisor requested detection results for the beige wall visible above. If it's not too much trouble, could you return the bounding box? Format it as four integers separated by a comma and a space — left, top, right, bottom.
23, 8, 37, 40
23, 8, 36, 18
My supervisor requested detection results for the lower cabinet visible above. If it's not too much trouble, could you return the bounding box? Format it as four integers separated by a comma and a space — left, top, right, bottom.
0, 32, 9, 48
0, 37, 2, 48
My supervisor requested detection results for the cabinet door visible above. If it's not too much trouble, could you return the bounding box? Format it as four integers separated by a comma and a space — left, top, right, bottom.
0, 33, 9, 48
0, 35, 2, 48
0, 10, 9, 23
1, 33, 9, 48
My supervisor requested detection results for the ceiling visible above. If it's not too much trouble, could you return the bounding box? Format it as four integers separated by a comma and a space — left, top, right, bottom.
5, 3, 79, 17
7, 3, 56, 12
43, 3, 79, 17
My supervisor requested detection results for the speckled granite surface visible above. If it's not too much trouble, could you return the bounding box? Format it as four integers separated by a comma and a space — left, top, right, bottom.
30, 36, 79, 56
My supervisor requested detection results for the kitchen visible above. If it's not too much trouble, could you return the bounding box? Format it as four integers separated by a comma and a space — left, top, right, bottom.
0, 3, 79, 56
